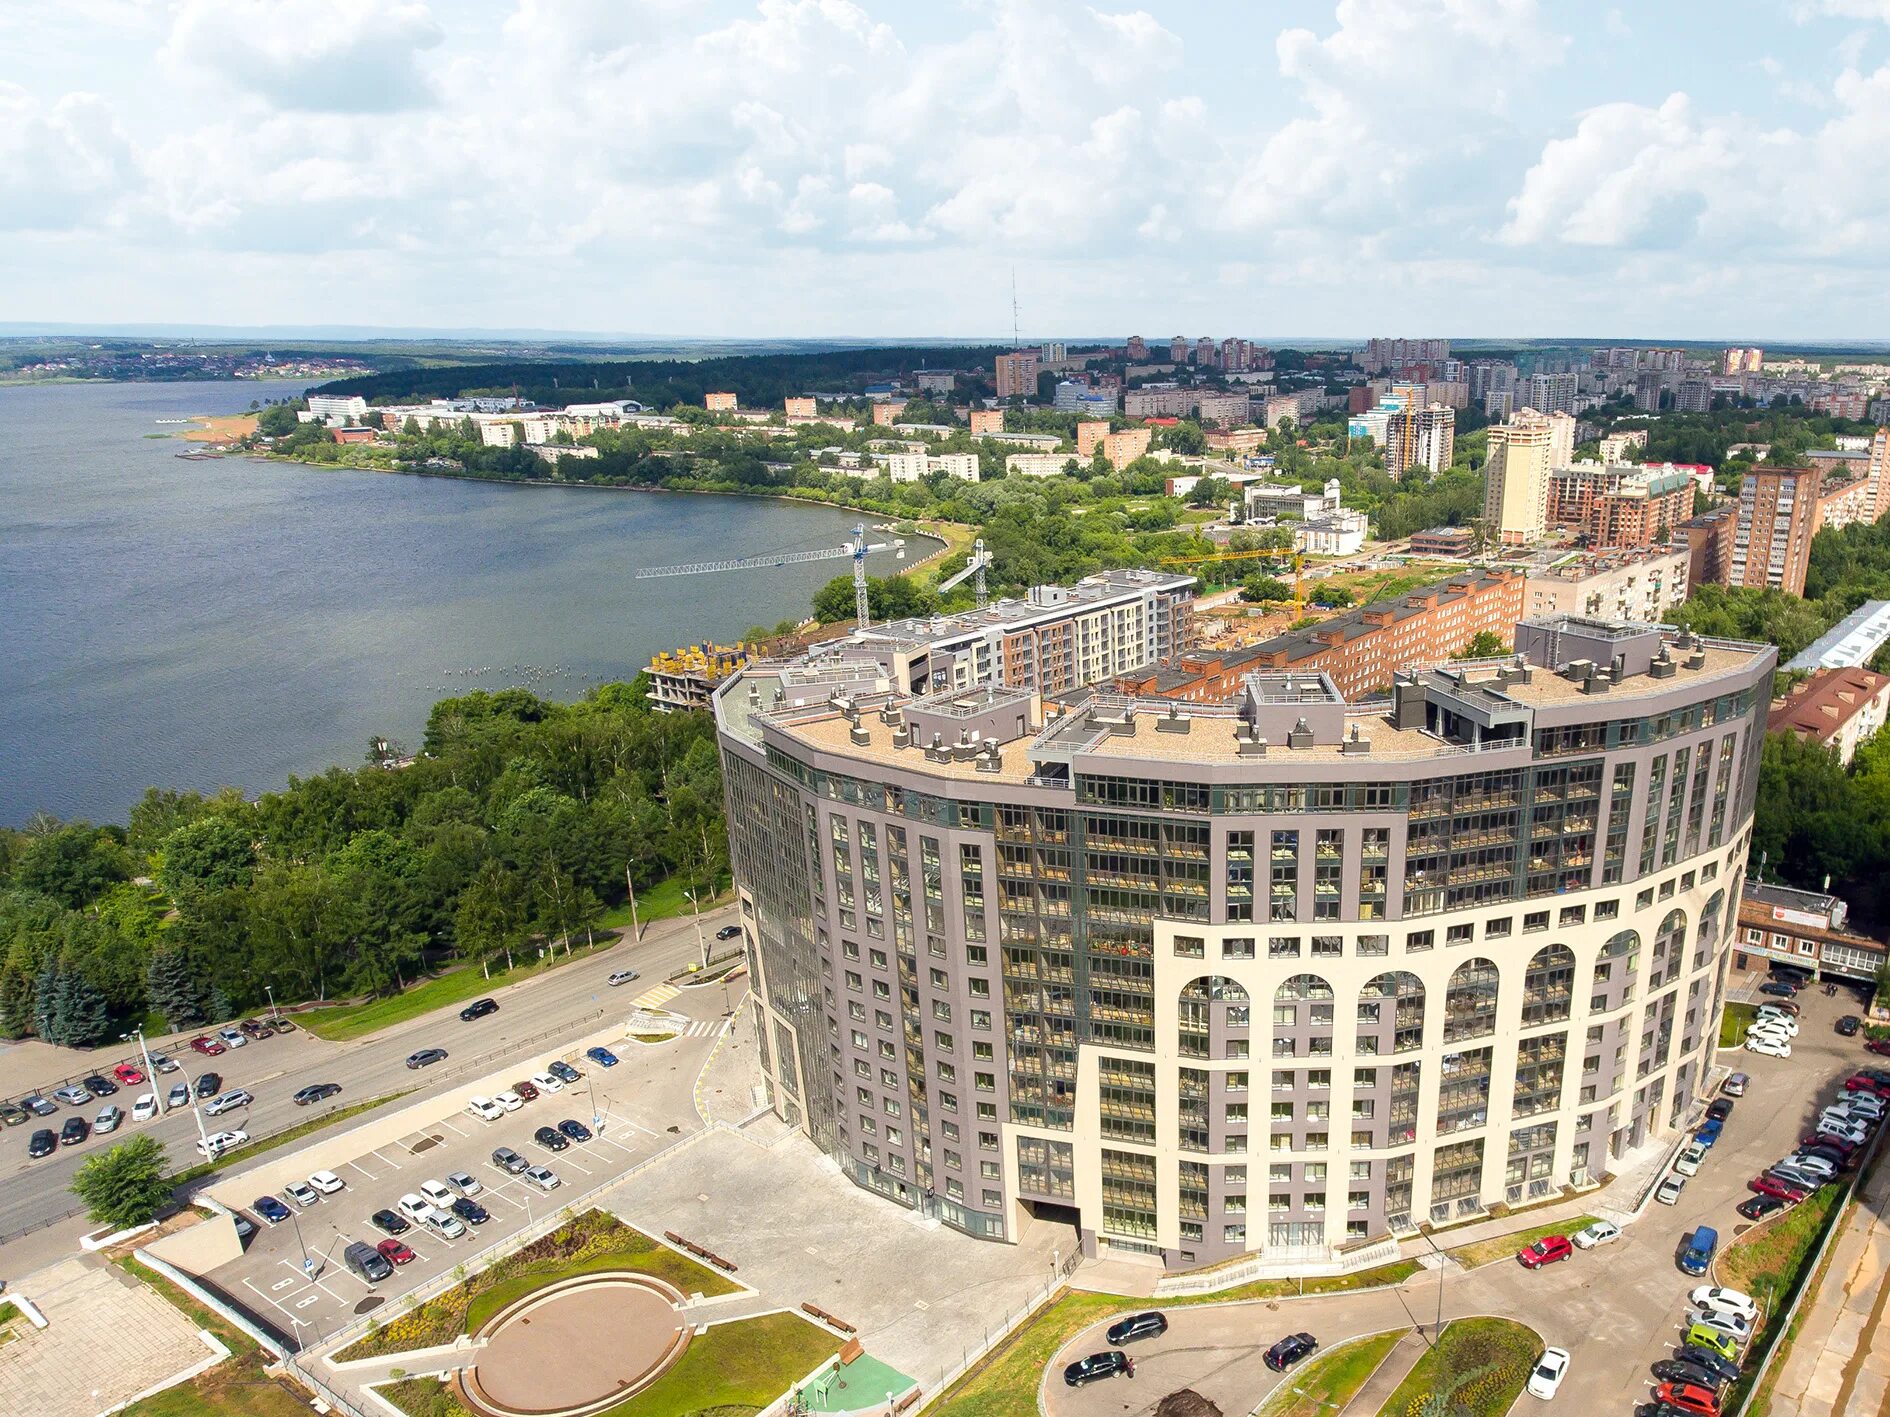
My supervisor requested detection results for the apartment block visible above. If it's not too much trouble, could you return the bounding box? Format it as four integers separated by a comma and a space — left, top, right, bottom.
1195, 392, 1252, 429
1729, 467, 1819, 596
1768, 667, 1890, 764
705, 391, 738, 411
1385, 404, 1455, 479
1522, 548, 1689, 626
1101, 427, 1154, 470
1124, 388, 1198, 419
1546, 465, 1694, 549
1483, 410, 1575, 547
995, 351, 1041, 400
784, 396, 818, 419
1006, 453, 1079, 478
969, 408, 1006, 436
1077, 421, 1112, 459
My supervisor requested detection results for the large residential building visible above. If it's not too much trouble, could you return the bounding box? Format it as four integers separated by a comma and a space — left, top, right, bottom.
1523, 373, 1579, 416
1546, 465, 1694, 549
878, 452, 980, 482
1728, 466, 1819, 596
969, 408, 1006, 435
1522, 548, 1689, 626
1678, 507, 1736, 590
1006, 453, 1080, 478
1385, 404, 1455, 479
1101, 427, 1154, 470
1195, 392, 1252, 430
1483, 410, 1575, 547
1361, 337, 1450, 373
1767, 667, 1890, 764
716, 614, 1770, 1270
705, 392, 739, 412
304, 394, 369, 424
1054, 382, 1117, 418
995, 352, 1042, 400
1125, 388, 1199, 419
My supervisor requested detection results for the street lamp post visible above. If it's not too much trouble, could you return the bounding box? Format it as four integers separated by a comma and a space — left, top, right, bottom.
684, 888, 708, 969
624, 866, 643, 943
264, 984, 280, 1025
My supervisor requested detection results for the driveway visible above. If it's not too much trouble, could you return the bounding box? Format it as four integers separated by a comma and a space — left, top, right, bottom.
1047, 984, 1866, 1417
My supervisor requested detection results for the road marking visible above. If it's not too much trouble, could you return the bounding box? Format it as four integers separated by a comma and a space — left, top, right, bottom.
271, 1276, 296, 1292
632, 983, 681, 1010
371, 1148, 403, 1170
294, 1293, 320, 1310
437, 1117, 467, 1137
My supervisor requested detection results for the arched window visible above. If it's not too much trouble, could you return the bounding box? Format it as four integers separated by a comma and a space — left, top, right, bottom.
1652, 909, 1687, 986
1179, 976, 1250, 1045
1272, 973, 1335, 1038
1357, 971, 1425, 1054
1443, 958, 1500, 1042
1274, 974, 1333, 1002
1522, 945, 1576, 1025
1695, 891, 1725, 967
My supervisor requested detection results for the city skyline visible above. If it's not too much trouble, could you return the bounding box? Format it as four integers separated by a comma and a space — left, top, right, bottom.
7, 1, 1890, 338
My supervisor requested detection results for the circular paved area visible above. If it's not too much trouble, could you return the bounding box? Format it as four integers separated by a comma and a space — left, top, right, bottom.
472, 1283, 683, 1415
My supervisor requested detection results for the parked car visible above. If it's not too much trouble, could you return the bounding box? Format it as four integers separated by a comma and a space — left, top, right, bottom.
60, 1116, 88, 1146
112, 1063, 145, 1085
1675, 1344, 1741, 1383
1679, 1226, 1719, 1277
1694, 1119, 1724, 1149
195, 1129, 248, 1158
131, 1094, 159, 1122
344, 1241, 394, 1283
492, 1147, 529, 1174
1868, 1038, 1890, 1058
27, 1129, 56, 1159
523, 1164, 561, 1190
1675, 1142, 1707, 1177
716, 923, 742, 940
204, 1089, 253, 1117
512, 1080, 541, 1101
283, 1179, 318, 1208
1106, 1312, 1168, 1346
1684, 1325, 1740, 1361
165, 1084, 190, 1110
376, 1238, 417, 1265
1745, 1036, 1791, 1058
533, 1125, 569, 1152
22, 1095, 57, 1118
370, 1209, 411, 1235
1264, 1333, 1319, 1372
1721, 1073, 1749, 1097
1653, 1358, 1727, 1389
459, 998, 499, 1022
1573, 1219, 1621, 1249
585, 1046, 619, 1068
0, 1102, 27, 1127
1527, 1347, 1570, 1400
54, 1084, 91, 1106
216, 1027, 247, 1049
293, 1083, 342, 1106
446, 1170, 482, 1197
558, 1119, 593, 1143
239, 1018, 273, 1040
607, 969, 640, 987
529, 1072, 563, 1093
1656, 1175, 1687, 1205
405, 1048, 448, 1070
82, 1075, 117, 1098
493, 1091, 524, 1112
464, 1097, 505, 1122
1685, 1306, 1751, 1343
1063, 1352, 1130, 1387
1737, 1193, 1788, 1221
94, 1105, 123, 1134
193, 1072, 222, 1099
1688, 1288, 1758, 1323
256, 1196, 293, 1225
547, 1059, 581, 1083
1748, 1174, 1808, 1203
1518, 1235, 1574, 1269
1706, 1097, 1736, 1121
418, 1179, 457, 1209
148, 1052, 178, 1073
451, 1197, 490, 1226
1780, 1154, 1838, 1180
1758, 980, 1798, 998
269, 1016, 297, 1034
309, 1170, 346, 1195
1652, 1380, 1722, 1415
188, 1035, 225, 1056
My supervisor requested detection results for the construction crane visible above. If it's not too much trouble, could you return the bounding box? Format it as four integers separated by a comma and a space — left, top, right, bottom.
636, 523, 905, 629
937, 537, 993, 609
1158, 546, 1306, 618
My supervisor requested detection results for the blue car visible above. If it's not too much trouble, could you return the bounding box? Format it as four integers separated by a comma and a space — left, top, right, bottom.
585, 1046, 619, 1068
255, 1195, 292, 1225
1695, 1118, 1724, 1148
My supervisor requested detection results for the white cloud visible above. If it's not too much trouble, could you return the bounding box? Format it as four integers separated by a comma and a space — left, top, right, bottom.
162, 0, 444, 113
0, 84, 134, 232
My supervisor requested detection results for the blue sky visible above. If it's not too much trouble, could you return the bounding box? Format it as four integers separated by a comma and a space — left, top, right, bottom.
4, 0, 1890, 341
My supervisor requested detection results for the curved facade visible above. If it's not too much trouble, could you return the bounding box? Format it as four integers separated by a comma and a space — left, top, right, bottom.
716, 617, 1774, 1271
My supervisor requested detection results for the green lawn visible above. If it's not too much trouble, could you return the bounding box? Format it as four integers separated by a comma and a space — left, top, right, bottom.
300, 951, 592, 1041
164, 1092, 409, 1186
1721, 1001, 1759, 1048
1376, 1317, 1540, 1417
1254, 1330, 1404, 1417
598, 877, 732, 931
461, 1234, 739, 1335
117, 1258, 310, 1417
1718, 1179, 1851, 1413
1178, 1257, 1420, 1304
1448, 1215, 1600, 1271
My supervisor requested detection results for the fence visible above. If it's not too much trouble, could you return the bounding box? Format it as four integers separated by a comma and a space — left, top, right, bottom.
904, 1247, 1084, 1416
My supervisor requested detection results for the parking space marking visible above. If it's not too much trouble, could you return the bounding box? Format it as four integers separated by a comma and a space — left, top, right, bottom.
436, 1117, 467, 1137
371, 1147, 403, 1170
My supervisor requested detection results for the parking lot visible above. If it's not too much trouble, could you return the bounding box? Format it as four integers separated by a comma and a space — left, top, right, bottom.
200, 1007, 732, 1349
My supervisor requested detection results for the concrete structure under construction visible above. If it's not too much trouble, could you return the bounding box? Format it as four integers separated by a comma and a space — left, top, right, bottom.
716, 613, 1772, 1271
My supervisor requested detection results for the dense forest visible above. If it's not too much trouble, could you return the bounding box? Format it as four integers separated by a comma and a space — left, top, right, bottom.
0, 683, 725, 1047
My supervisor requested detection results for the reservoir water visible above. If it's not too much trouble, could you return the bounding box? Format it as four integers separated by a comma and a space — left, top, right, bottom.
0, 379, 907, 825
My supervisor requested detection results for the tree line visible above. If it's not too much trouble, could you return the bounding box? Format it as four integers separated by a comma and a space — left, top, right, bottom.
0, 682, 726, 1047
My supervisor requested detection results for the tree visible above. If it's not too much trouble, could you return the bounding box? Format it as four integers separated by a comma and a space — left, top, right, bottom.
1310, 584, 1355, 609
1460, 630, 1507, 658
1239, 575, 1295, 605
16, 824, 126, 909
454, 860, 528, 975
147, 944, 209, 1030
71, 1135, 172, 1229
157, 816, 256, 908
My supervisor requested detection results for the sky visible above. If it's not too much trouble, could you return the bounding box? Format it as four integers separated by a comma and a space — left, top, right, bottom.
5, 0, 1890, 342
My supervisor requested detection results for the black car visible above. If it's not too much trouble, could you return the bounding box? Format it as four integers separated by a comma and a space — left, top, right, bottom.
1838, 1015, 1863, 1037
194, 1072, 222, 1099
1264, 1333, 1318, 1372
1676, 1344, 1742, 1383
1759, 980, 1798, 998
533, 1125, 569, 1152
60, 1116, 89, 1146
1106, 1312, 1168, 1346
459, 998, 499, 1022
370, 1209, 411, 1235
293, 1083, 342, 1106
406, 1048, 448, 1070
450, 1197, 490, 1225
557, 1119, 592, 1143
716, 923, 742, 940
1706, 1098, 1734, 1122
1738, 1193, 1789, 1221
546, 1059, 581, 1084
1652, 1358, 1726, 1389
83, 1075, 118, 1098
22, 1095, 56, 1118
1063, 1351, 1129, 1387
1636, 1404, 1693, 1417
27, 1128, 56, 1159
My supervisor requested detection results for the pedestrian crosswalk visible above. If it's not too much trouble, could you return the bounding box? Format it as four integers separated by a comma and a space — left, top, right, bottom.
676, 1018, 724, 1038
630, 982, 681, 1010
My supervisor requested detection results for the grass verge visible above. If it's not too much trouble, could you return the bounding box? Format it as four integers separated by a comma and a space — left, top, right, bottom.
1721, 1002, 1759, 1048
298, 952, 591, 1041
1254, 1329, 1405, 1417
165, 1091, 410, 1187
597, 878, 732, 931
1717, 1179, 1850, 1413
116, 1257, 309, 1417
1376, 1316, 1540, 1417
1448, 1215, 1600, 1271
338, 1212, 737, 1362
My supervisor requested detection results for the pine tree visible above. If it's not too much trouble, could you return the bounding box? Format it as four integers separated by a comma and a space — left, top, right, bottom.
35, 957, 67, 1042
146, 947, 206, 1030
61, 971, 111, 1047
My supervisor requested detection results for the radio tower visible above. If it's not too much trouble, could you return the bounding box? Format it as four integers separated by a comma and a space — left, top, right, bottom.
1011, 267, 1020, 349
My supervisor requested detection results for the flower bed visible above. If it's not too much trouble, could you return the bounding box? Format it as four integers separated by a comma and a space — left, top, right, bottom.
1379, 1316, 1540, 1417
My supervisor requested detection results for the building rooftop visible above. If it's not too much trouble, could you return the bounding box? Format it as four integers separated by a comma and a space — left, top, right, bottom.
1767, 666, 1890, 742
1786, 600, 1890, 671
852, 568, 1195, 649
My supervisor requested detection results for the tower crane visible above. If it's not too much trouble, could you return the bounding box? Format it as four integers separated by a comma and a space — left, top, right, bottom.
635, 523, 905, 629
936, 537, 993, 609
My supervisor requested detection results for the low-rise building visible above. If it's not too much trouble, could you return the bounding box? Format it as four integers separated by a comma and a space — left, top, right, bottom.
1006, 453, 1079, 477
1409, 526, 1477, 557
871, 400, 909, 426
1206, 427, 1268, 455
705, 392, 738, 412
969, 408, 1006, 435
1734, 881, 1884, 985
1787, 600, 1890, 671
1522, 548, 1689, 626
1768, 666, 1890, 764
1296, 509, 1370, 556
877, 452, 980, 482
784, 396, 818, 419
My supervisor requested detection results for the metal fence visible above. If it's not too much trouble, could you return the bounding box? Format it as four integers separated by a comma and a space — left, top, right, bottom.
905, 1247, 1084, 1415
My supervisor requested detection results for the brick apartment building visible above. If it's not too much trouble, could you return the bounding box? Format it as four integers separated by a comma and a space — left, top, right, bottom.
1547, 465, 1694, 549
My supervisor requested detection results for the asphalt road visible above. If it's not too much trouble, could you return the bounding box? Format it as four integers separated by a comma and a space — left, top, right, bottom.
0, 904, 737, 1249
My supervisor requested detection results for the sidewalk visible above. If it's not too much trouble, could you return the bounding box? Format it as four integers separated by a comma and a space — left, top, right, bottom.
1341, 1329, 1426, 1415
1768, 1148, 1890, 1416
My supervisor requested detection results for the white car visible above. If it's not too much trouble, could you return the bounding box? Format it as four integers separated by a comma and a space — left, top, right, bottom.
1689, 1287, 1759, 1323
492, 1091, 524, 1112
1818, 1119, 1868, 1145
445, 1170, 483, 1197
216, 1027, 248, 1049
204, 1089, 252, 1117
195, 1129, 249, 1158
396, 1192, 434, 1224
1572, 1219, 1620, 1250
1754, 1011, 1798, 1035
308, 1170, 346, 1195
1841, 1094, 1885, 1119
530, 1071, 564, 1093
464, 1096, 504, 1122
418, 1179, 457, 1209
1655, 1174, 1686, 1205
282, 1179, 318, 1208
1746, 1036, 1792, 1058
1526, 1346, 1570, 1400
523, 1165, 561, 1191
1687, 1307, 1753, 1341
1674, 1142, 1707, 1177
131, 1093, 159, 1122
94, 1105, 123, 1134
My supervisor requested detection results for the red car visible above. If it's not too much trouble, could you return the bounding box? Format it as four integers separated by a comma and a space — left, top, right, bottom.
1803, 1133, 1860, 1159
1749, 1174, 1809, 1203
1866, 1039, 1890, 1058
512, 1080, 540, 1101
111, 1063, 145, 1085
189, 1034, 226, 1056
1517, 1235, 1574, 1269
1654, 1380, 1721, 1415
1846, 1076, 1890, 1098
376, 1238, 416, 1265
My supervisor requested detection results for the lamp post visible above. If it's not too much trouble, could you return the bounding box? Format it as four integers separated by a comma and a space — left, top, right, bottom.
264, 984, 280, 1026
624, 866, 643, 943
683, 887, 708, 969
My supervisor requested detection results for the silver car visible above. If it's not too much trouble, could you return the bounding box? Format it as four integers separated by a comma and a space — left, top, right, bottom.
94, 1105, 124, 1133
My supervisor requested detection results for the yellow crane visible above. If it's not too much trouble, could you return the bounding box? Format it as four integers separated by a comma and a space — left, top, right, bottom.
1159, 546, 1306, 618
